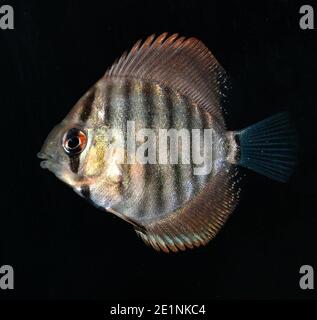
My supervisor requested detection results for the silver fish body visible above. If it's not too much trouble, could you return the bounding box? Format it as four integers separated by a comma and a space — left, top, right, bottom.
38, 33, 296, 252
90, 78, 226, 222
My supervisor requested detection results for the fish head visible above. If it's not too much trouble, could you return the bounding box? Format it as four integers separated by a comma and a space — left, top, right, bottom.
37, 119, 92, 187
38, 82, 124, 204
38, 84, 103, 187
38, 118, 126, 208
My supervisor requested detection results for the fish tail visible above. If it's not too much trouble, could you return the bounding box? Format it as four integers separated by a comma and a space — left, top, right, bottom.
235, 112, 297, 182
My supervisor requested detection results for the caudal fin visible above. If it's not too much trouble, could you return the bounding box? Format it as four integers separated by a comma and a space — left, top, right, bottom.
235, 112, 297, 182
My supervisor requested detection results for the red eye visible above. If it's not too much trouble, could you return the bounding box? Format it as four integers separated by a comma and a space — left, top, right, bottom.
63, 128, 87, 155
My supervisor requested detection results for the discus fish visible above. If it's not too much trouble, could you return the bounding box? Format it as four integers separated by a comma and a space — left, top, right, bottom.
38, 33, 297, 253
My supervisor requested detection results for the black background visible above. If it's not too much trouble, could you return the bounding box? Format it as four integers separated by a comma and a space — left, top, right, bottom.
0, 0, 316, 300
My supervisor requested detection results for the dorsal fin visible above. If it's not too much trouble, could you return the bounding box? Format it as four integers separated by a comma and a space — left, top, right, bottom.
105, 33, 228, 127
135, 165, 241, 253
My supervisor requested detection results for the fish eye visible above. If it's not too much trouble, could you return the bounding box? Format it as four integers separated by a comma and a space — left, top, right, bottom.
62, 128, 87, 155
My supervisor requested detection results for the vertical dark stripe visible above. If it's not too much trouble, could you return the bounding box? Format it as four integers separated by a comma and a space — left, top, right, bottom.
148, 83, 164, 213
164, 87, 184, 207
199, 102, 212, 130
69, 155, 80, 173
70, 87, 96, 171
119, 79, 132, 197
122, 79, 133, 207
139, 81, 151, 128
178, 93, 194, 197
164, 86, 173, 131
125, 80, 132, 121
104, 82, 113, 124
185, 96, 200, 193
123, 79, 131, 134
141, 82, 155, 216
145, 82, 155, 128
196, 106, 211, 188
80, 185, 91, 200
80, 87, 95, 123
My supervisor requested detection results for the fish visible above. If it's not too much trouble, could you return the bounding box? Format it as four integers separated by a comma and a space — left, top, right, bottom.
38, 33, 297, 253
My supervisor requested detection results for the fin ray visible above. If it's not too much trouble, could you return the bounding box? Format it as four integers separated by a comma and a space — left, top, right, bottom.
236, 112, 297, 182
105, 33, 228, 127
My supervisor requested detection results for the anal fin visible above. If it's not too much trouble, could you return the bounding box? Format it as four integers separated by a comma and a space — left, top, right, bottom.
135, 165, 241, 253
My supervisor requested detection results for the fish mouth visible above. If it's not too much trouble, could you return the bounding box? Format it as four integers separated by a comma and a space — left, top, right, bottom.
37, 151, 65, 180
37, 150, 79, 187
37, 152, 54, 169
37, 151, 51, 160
